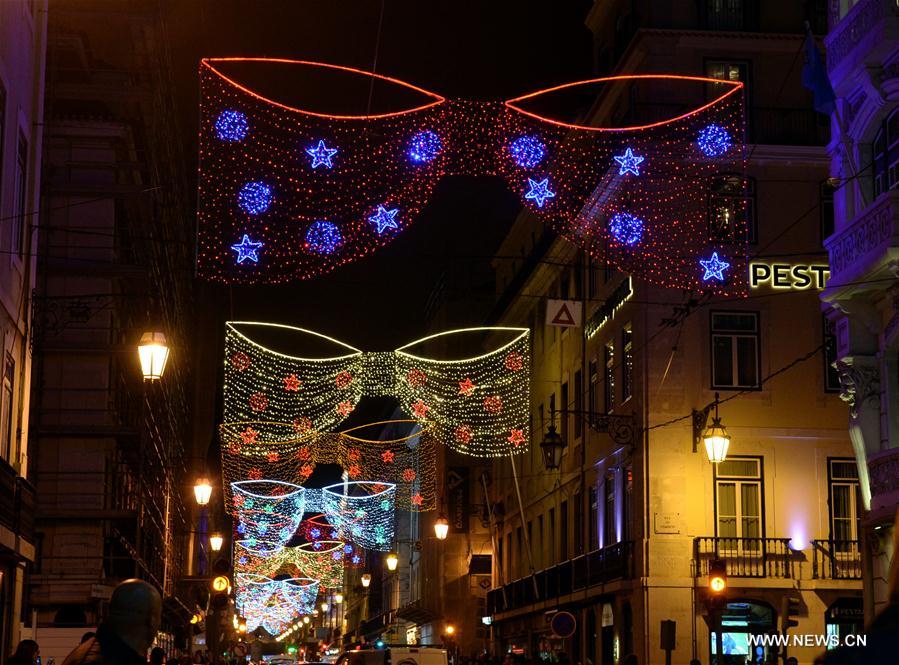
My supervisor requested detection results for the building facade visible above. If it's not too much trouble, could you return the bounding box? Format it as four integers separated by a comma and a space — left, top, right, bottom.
26, 2, 197, 661
0, 0, 47, 658
485, 2, 861, 664
821, 0, 899, 623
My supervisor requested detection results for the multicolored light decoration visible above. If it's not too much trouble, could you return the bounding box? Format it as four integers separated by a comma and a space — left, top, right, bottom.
198, 61, 746, 295
232, 480, 305, 545
286, 541, 346, 588
222, 322, 530, 457
280, 577, 321, 614
321, 481, 396, 551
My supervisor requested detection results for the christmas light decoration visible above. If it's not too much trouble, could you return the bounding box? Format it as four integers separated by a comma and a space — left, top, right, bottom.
613, 147, 644, 176
368, 206, 400, 235
231, 234, 263, 264
216, 110, 249, 142
222, 322, 530, 457
304, 221, 342, 254
509, 135, 545, 168
232, 480, 305, 544
408, 130, 442, 163
700, 252, 730, 282
234, 540, 287, 576
306, 139, 338, 169
197, 62, 746, 295
322, 481, 396, 551
524, 177, 555, 208
287, 541, 345, 587
608, 212, 644, 246
280, 577, 321, 614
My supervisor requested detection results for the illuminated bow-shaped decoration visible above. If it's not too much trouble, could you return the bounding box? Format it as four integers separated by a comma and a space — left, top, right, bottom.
224, 322, 530, 458
198, 59, 746, 295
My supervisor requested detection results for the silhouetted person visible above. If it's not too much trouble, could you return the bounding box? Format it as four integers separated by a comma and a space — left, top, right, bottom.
150, 648, 166, 665
60, 579, 162, 665
80, 635, 95, 646
689, 660, 701, 665
620, 656, 638, 665
9, 640, 40, 665
786, 658, 798, 665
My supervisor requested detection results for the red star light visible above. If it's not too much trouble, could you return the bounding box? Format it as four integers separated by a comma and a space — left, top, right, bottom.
402, 468, 417, 482
296, 447, 311, 461
406, 368, 427, 388
411, 493, 423, 506
458, 377, 476, 396
266, 451, 279, 462
454, 424, 473, 445
247, 467, 263, 480
337, 400, 353, 416
508, 429, 526, 447
347, 448, 361, 462
283, 374, 302, 391
348, 464, 361, 478
381, 450, 395, 463
292, 416, 312, 433
241, 426, 258, 445
335, 371, 353, 389
411, 400, 429, 419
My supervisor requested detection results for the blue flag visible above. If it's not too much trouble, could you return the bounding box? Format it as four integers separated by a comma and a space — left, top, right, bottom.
802, 27, 836, 116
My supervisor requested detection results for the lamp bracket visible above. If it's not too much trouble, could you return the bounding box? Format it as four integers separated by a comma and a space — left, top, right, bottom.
588, 412, 638, 446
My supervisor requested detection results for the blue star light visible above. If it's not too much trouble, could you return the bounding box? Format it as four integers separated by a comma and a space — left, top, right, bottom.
608, 212, 644, 246
509, 135, 546, 168
700, 252, 731, 282
408, 130, 442, 163
697, 124, 732, 157
230, 234, 263, 264
304, 221, 342, 254
368, 205, 399, 234
524, 177, 556, 208
306, 139, 338, 168
215, 110, 248, 142
613, 147, 645, 176
237, 182, 273, 215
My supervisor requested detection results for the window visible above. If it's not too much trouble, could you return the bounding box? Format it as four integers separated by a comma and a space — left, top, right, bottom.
560, 500, 569, 561
548, 507, 556, 565
588, 257, 597, 297
526, 521, 533, 568
497, 536, 503, 578
574, 491, 584, 555
604, 341, 615, 411
603, 474, 616, 547
708, 175, 756, 244
715, 457, 763, 551
537, 515, 544, 569
705, 60, 750, 108
516, 526, 522, 575
13, 133, 28, 255
506, 532, 512, 577
624, 466, 633, 541
829, 459, 860, 549
873, 108, 899, 198
621, 325, 633, 402
560, 270, 570, 299
700, 0, 754, 31
1, 354, 14, 462
574, 370, 583, 439
589, 487, 599, 550
820, 179, 836, 244
561, 381, 569, 444
589, 360, 598, 416
711, 311, 760, 389
823, 316, 841, 393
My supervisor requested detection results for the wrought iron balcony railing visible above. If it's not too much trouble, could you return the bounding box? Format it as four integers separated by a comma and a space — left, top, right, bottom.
487, 541, 634, 615
812, 539, 863, 580
694, 536, 794, 578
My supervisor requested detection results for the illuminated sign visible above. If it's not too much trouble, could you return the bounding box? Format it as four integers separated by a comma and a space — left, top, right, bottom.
749, 263, 829, 290
585, 277, 633, 339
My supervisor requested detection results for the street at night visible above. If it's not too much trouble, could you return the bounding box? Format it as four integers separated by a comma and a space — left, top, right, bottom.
0, 1, 897, 665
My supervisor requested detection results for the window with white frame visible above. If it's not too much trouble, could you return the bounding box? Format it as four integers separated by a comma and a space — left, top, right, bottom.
829, 459, 860, 550
715, 457, 763, 550
711, 311, 760, 389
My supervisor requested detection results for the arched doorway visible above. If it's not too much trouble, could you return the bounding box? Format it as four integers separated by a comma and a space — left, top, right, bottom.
709, 599, 775, 665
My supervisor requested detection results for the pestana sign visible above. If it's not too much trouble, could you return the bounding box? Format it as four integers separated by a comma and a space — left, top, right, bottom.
749, 262, 830, 290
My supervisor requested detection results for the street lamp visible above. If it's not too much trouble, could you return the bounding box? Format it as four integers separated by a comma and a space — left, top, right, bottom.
444, 624, 455, 636
194, 478, 212, 506
385, 551, 399, 571
303, 616, 310, 624
334, 592, 343, 604
540, 422, 565, 470
702, 396, 731, 464
360, 573, 372, 588
209, 533, 224, 552
138, 331, 170, 381
321, 602, 329, 613
434, 514, 449, 540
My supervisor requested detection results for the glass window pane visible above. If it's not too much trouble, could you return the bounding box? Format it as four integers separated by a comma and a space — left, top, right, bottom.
736, 336, 758, 386
718, 459, 759, 478
713, 336, 734, 386
717, 483, 737, 537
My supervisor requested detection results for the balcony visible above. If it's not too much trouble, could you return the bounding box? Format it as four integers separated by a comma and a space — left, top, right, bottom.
487, 541, 634, 616
694, 537, 794, 579
826, 0, 899, 76
812, 540, 862, 580
0, 459, 35, 546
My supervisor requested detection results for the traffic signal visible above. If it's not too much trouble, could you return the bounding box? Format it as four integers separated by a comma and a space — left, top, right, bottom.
708, 559, 727, 608
211, 575, 230, 592
780, 596, 800, 632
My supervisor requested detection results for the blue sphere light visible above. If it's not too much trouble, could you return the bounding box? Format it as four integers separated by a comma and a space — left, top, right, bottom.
697, 124, 732, 157
238, 182, 273, 215
408, 130, 442, 163
215, 110, 248, 142
304, 221, 342, 254
608, 212, 644, 246
509, 135, 546, 168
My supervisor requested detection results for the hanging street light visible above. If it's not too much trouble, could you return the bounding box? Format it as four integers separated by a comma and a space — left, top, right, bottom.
321, 602, 329, 613
138, 331, 170, 381
540, 422, 565, 470
194, 478, 213, 506
434, 513, 449, 540
702, 395, 731, 464
385, 552, 399, 571
209, 533, 224, 552
360, 573, 372, 588
334, 592, 343, 604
